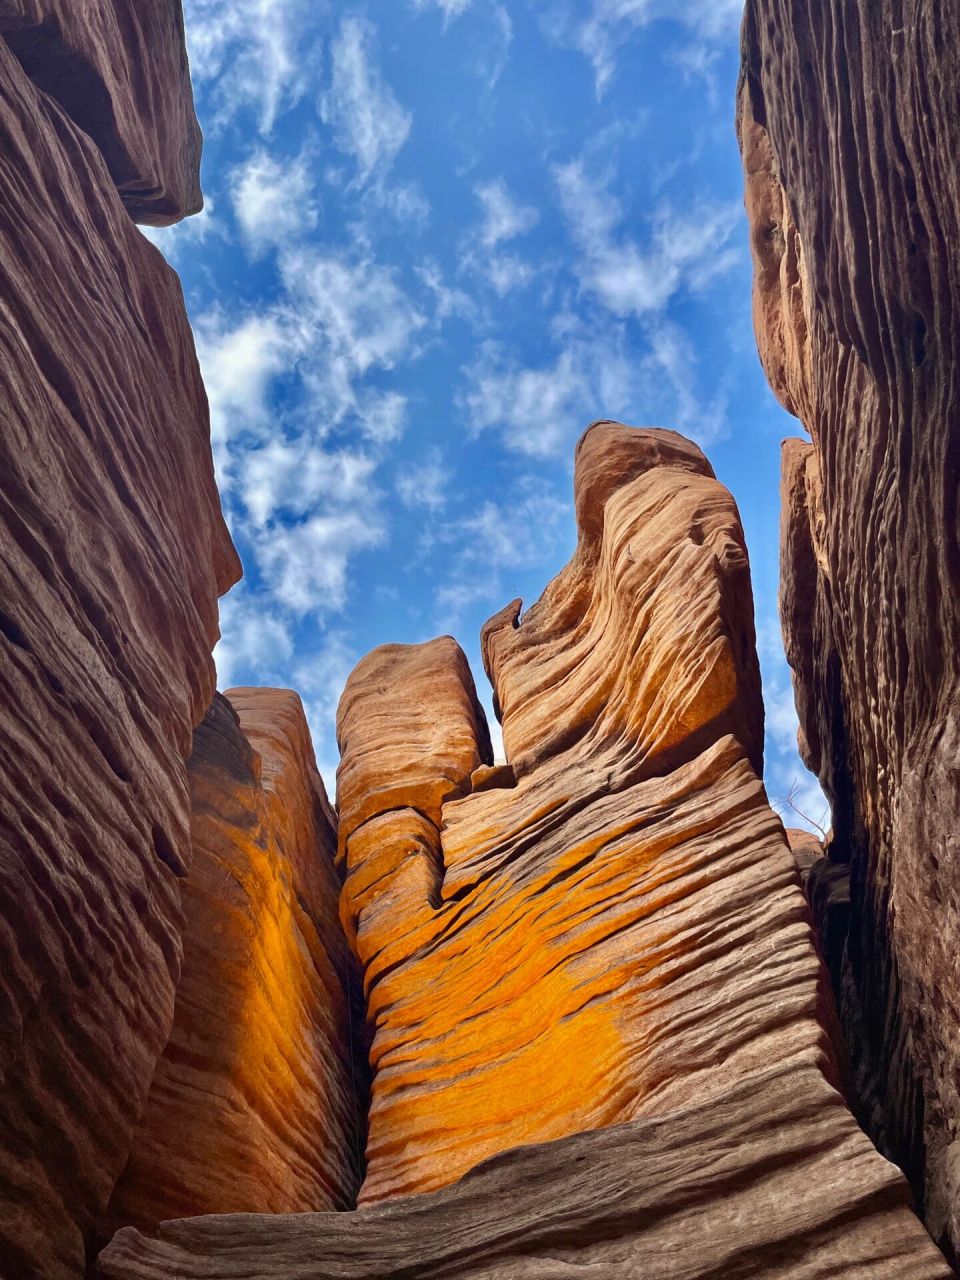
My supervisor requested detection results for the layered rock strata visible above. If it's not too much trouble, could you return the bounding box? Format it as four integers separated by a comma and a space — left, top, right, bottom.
739, 1, 960, 1256
108, 690, 364, 1233
0, 0, 203, 222
100, 423, 950, 1277
334, 425, 868, 1205
98, 1057, 951, 1279
0, 11, 237, 1278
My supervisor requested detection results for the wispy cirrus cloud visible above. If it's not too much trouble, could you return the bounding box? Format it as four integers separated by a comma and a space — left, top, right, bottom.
461, 178, 540, 297
183, 0, 314, 132
396, 449, 453, 513
432, 478, 571, 628
538, 0, 745, 96
320, 15, 412, 183
554, 156, 741, 316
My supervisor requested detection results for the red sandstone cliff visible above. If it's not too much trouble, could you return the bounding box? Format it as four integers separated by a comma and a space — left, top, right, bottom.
739, 1, 960, 1258
0, 7, 238, 1276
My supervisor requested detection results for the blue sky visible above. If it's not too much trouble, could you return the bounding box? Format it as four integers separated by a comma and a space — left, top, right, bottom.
147, 0, 827, 833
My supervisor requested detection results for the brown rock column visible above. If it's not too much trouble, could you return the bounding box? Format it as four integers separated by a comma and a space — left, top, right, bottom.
109, 691, 364, 1232
739, 2, 960, 1255
0, 10, 238, 1276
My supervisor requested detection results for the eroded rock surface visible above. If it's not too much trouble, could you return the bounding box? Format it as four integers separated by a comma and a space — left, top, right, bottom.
739, 2, 960, 1256
99, 423, 950, 1277
0, 21, 236, 1279
332, 420, 928, 1248
0, 0, 203, 222
98, 1058, 952, 1279
108, 690, 364, 1234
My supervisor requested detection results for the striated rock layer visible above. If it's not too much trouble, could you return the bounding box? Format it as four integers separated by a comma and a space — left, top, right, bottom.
108, 690, 364, 1234
99, 1059, 951, 1279
0, 16, 237, 1279
0, 0, 203, 222
338, 423, 840, 1204
100, 423, 950, 1277
739, 1, 960, 1256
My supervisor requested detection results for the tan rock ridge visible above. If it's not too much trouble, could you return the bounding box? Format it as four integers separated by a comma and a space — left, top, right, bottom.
107, 690, 364, 1235
739, 0, 960, 1257
0, 14, 236, 1278
99, 423, 950, 1278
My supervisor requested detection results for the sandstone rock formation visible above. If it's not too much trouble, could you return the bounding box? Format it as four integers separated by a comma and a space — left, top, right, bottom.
0, 12, 237, 1278
0, 0, 203, 222
108, 690, 364, 1234
98, 1057, 952, 1279
739, 1, 960, 1257
100, 422, 950, 1277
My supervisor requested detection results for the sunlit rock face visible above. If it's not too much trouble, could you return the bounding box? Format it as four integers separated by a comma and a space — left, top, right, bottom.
739, 2, 960, 1256
100, 423, 952, 1279
108, 690, 364, 1233
0, 13, 237, 1278
337, 423, 837, 1203
0, 0, 203, 222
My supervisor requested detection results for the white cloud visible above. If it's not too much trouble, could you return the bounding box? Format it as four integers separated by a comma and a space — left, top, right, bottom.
462, 307, 728, 455
184, 0, 312, 132
432, 481, 570, 627
645, 321, 727, 443
214, 589, 295, 689
195, 250, 425, 480
461, 328, 640, 457
253, 511, 386, 615
417, 261, 477, 323
475, 4, 513, 88
411, 0, 472, 17
239, 440, 377, 527
276, 248, 426, 436
461, 179, 540, 297
540, 0, 744, 97
281, 248, 426, 384
396, 450, 452, 512
320, 15, 412, 182
356, 390, 409, 445
193, 310, 292, 474
475, 179, 539, 249
229, 149, 319, 257
555, 158, 741, 317
484, 254, 536, 296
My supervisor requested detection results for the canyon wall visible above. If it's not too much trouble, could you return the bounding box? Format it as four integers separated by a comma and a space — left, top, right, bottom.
0, 5, 239, 1276
100, 422, 951, 1278
739, 1, 960, 1257
108, 689, 363, 1234
1, 1, 956, 1275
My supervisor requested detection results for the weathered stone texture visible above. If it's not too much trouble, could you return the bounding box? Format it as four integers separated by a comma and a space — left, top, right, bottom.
0, 0, 203, 222
100, 1060, 951, 1279
739, 0, 960, 1256
328, 417, 931, 1266
0, 18, 235, 1279
108, 690, 364, 1234
97, 422, 951, 1276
